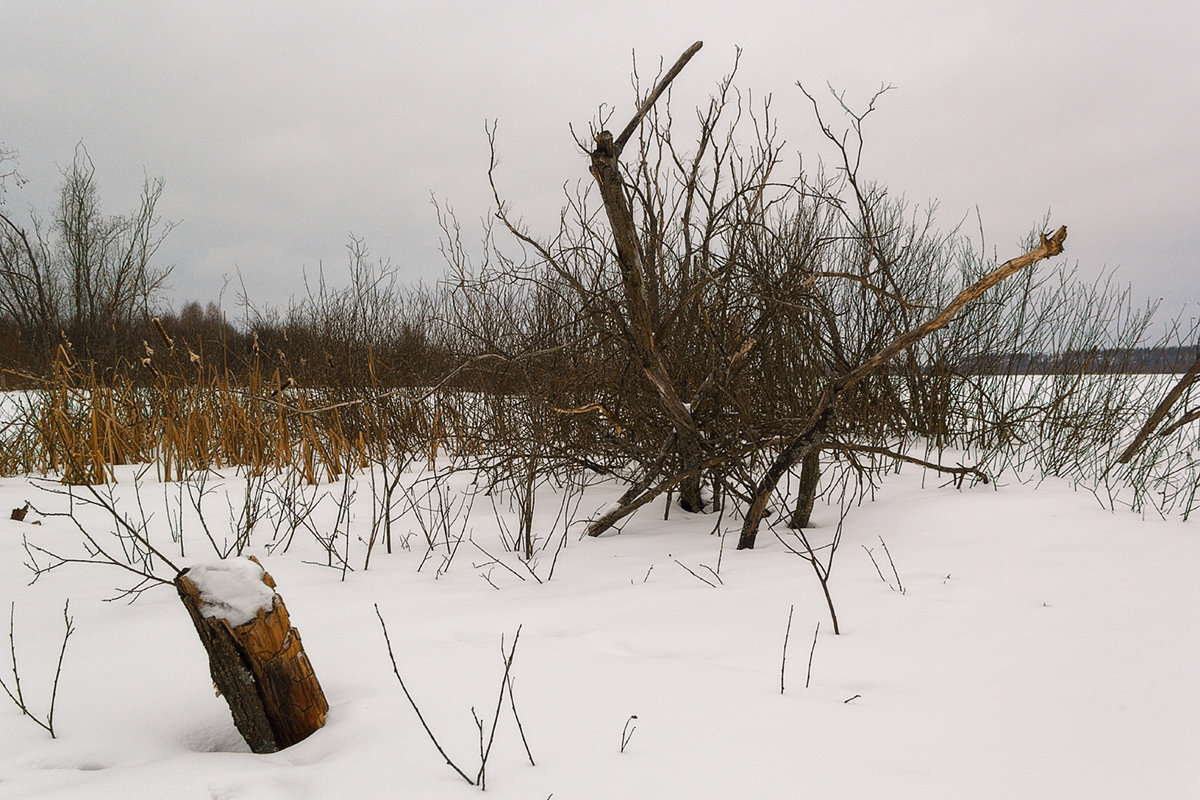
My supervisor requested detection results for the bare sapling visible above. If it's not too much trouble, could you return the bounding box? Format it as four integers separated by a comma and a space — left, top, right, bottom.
375, 606, 531, 789
404, 470, 475, 577
806, 620, 820, 689
0, 600, 75, 738
773, 522, 842, 635
474, 625, 525, 790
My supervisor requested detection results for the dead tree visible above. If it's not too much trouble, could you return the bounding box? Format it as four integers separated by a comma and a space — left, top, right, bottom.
482, 43, 1072, 542
586, 41, 709, 513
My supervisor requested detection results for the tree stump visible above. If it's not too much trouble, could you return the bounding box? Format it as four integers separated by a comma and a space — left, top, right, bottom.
175, 556, 328, 753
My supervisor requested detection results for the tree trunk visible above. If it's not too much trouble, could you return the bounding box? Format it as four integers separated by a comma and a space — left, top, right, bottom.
175, 557, 328, 753
585, 42, 708, 516
739, 405, 834, 550
788, 447, 822, 529
590, 131, 707, 513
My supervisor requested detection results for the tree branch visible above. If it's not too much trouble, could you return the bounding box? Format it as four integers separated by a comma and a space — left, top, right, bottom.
613, 42, 704, 153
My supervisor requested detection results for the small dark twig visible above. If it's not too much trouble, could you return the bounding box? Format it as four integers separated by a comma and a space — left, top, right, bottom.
863, 545, 890, 586
805, 621, 820, 689
671, 556, 718, 588
506, 670, 535, 767
470, 539, 527, 583
699, 564, 724, 586
780, 604, 794, 694
374, 604, 475, 786
878, 536, 905, 595
620, 715, 638, 753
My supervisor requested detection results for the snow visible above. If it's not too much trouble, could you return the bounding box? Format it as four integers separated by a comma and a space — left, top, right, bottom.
184, 559, 277, 627
0, 463, 1197, 799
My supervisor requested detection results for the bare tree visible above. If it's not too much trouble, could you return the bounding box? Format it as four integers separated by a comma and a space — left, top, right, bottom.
479, 43, 1072, 550
0, 142, 26, 203
0, 145, 175, 369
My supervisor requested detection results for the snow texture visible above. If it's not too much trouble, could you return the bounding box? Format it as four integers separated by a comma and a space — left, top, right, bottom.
186, 558, 277, 627
1, 462, 1197, 799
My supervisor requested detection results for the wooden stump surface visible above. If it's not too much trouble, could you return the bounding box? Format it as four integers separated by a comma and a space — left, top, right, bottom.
175, 557, 328, 753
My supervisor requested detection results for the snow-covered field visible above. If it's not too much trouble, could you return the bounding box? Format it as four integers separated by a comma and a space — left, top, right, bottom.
1, 463, 1196, 799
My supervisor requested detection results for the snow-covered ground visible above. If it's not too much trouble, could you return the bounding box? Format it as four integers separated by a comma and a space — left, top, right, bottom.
0, 463, 1196, 799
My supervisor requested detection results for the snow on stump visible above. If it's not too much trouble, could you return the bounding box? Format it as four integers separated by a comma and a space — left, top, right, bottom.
175, 556, 328, 753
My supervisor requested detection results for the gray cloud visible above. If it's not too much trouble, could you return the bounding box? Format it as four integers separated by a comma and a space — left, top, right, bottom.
3, 0, 1196, 327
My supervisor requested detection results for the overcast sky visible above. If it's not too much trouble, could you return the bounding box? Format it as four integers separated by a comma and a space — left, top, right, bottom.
3, 0, 1197, 330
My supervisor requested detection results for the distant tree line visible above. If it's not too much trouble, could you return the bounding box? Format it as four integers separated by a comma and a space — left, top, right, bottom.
1, 143, 1191, 393
961, 346, 1198, 375
0, 148, 452, 388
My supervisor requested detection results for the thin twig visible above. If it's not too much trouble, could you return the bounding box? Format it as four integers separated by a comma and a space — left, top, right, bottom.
805, 620, 820, 689
374, 604, 475, 786
477, 626, 524, 787
46, 600, 74, 736
506, 670, 535, 767
620, 715, 638, 753
780, 604, 794, 694
862, 545, 891, 587
878, 536, 904, 594
672, 557, 718, 588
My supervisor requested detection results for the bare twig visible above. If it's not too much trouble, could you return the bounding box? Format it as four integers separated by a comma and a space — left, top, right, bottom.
620, 714, 638, 753
476, 625, 524, 788
863, 545, 890, 586
374, 604, 476, 786
878, 536, 905, 594
805, 620, 820, 689
0, 600, 74, 738
672, 556, 719, 588
780, 604, 794, 694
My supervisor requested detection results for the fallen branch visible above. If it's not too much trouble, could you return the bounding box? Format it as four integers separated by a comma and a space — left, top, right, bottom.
1113, 349, 1200, 465
837, 443, 988, 486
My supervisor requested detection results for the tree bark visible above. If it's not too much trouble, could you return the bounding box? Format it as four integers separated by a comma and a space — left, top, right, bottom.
788, 447, 822, 529
175, 557, 328, 753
